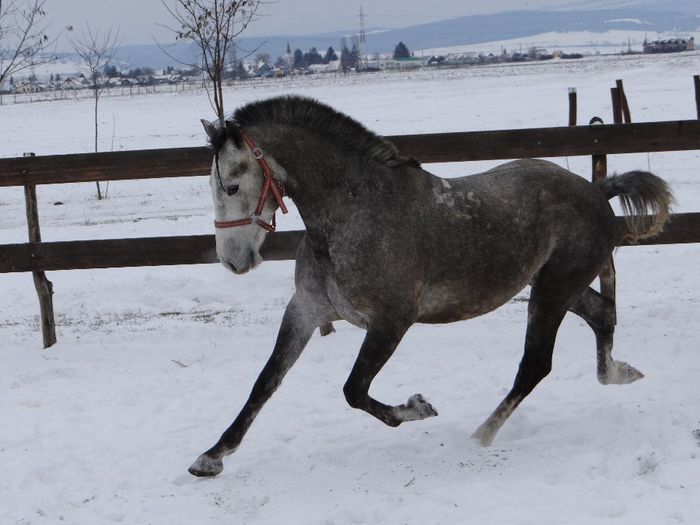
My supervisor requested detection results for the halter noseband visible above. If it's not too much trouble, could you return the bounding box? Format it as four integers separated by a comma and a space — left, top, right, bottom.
214, 132, 288, 233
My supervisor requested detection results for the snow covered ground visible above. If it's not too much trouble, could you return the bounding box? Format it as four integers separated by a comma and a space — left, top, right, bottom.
421, 29, 700, 57
1, 51, 699, 524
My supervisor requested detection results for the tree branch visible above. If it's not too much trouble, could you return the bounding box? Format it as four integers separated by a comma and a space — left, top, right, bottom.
0, 0, 55, 85
160, 0, 268, 120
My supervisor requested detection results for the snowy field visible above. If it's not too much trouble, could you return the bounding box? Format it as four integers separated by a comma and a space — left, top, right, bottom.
1, 51, 700, 524
422, 29, 700, 57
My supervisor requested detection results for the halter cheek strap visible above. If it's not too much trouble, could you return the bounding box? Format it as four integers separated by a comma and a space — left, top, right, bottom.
214, 132, 288, 233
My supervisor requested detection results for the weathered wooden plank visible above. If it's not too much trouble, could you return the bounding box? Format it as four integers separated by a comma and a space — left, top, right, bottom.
1, 215, 697, 274
2, 120, 700, 187
617, 212, 700, 246
388, 120, 700, 164
0, 230, 305, 273
0, 147, 211, 187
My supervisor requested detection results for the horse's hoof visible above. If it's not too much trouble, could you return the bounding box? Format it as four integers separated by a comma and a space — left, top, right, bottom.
599, 360, 644, 385
188, 453, 224, 477
407, 393, 438, 418
471, 425, 495, 447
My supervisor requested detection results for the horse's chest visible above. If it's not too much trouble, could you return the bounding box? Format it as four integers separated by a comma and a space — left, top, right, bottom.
326, 278, 370, 329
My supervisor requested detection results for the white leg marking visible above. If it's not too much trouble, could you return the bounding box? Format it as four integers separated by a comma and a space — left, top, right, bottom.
471, 399, 518, 447
599, 356, 644, 385
393, 394, 438, 422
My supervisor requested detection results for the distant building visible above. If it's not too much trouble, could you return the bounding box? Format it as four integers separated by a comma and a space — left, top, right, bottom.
13, 82, 43, 93
61, 77, 85, 89
307, 60, 341, 74
643, 37, 695, 54
366, 57, 426, 70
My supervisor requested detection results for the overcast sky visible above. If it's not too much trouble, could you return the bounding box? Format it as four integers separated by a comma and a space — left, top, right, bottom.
49, 1, 578, 47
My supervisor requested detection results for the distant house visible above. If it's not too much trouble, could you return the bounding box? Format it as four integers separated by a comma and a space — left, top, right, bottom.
366, 57, 426, 70
14, 82, 47, 93
256, 63, 274, 77
443, 53, 478, 66
643, 37, 695, 54
307, 60, 341, 74
61, 77, 85, 89
136, 75, 154, 85
151, 74, 180, 84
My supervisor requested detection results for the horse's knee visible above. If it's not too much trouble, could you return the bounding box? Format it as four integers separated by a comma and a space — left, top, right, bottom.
343, 381, 365, 409
592, 299, 615, 334
529, 359, 552, 381
514, 354, 552, 393
570, 288, 617, 334
249, 370, 283, 402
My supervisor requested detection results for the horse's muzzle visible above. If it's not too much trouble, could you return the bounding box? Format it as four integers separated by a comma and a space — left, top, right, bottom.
219, 250, 261, 275
220, 258, 247, 275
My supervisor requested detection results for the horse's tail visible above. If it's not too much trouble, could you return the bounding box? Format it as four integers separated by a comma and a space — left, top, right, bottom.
597, 171, 674, 243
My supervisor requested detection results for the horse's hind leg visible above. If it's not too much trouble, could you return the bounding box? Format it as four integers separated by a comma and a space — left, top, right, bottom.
472, 290, 568, 446
569, 287, 643, 384
343, 320, 438, 427
188, 293, 319, 477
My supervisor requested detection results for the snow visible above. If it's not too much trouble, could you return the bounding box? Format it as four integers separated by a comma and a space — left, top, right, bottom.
1, 51, 700, 524
421, 30, 700, 57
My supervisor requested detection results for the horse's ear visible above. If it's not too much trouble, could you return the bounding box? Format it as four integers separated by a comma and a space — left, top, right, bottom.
225, 120, 244, 148
201, 119, 216, 141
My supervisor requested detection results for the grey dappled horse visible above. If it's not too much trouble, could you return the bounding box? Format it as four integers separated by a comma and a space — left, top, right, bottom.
189, 96, 672, 477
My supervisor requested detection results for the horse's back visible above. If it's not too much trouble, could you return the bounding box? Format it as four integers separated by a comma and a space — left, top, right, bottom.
414, 159, 617, 323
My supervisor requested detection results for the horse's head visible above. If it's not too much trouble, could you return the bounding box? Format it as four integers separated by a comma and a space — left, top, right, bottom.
202, 119, 287, 275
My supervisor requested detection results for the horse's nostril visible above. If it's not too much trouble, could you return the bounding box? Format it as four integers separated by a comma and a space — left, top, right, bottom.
221, 260, 238, 273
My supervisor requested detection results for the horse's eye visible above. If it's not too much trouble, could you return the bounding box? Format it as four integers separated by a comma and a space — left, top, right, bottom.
226, 185, 239, 196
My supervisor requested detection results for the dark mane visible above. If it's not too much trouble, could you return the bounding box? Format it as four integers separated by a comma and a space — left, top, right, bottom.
228, 95, 420, 168
205, 121, 231, 155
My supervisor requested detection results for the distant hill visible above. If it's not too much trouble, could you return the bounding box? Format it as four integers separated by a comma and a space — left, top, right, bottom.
112, 4, 700, 69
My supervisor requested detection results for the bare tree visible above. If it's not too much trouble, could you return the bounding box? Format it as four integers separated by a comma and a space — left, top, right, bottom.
161, 0, 266, 121
0, 0, 53, 87
69, 24, 120, 200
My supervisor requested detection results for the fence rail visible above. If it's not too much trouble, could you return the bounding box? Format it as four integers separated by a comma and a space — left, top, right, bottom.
1, 214, 698, 274
2, 119, 700, 187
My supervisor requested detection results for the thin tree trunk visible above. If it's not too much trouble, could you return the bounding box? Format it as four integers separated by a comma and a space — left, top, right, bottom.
94, 92, 102, 200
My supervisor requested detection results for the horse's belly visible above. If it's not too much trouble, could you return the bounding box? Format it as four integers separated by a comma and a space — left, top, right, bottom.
416, 281, 527, 324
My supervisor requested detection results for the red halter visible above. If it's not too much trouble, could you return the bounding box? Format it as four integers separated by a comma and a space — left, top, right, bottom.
214, 132, 288, 233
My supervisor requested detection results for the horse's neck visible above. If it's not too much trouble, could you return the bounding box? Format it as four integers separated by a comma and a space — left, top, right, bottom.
284, 160, 342, 233
265, 130, 350, 227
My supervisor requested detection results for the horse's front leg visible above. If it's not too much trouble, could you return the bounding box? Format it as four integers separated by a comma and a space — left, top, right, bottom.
188, 293, 318, 477
343, 319, 438, 427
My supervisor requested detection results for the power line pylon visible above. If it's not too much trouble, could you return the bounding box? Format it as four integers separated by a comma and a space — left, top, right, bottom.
358, 6, 367, 69
359, 6, 367, 45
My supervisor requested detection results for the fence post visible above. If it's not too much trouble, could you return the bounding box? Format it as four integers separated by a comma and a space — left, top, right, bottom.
694, 75, 700, 119
22, 153, 57, 348
568, 87, 577, 126
615, 79, 632, 123
611, 87, 623, 124
589, 119, 617, 311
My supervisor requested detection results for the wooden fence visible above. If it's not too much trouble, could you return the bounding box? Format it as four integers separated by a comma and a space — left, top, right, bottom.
2, 86, 700, 347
